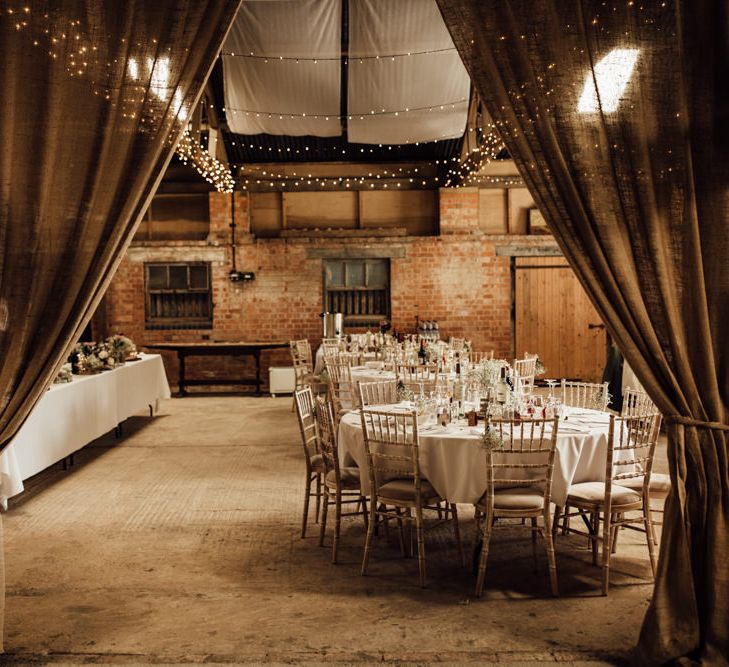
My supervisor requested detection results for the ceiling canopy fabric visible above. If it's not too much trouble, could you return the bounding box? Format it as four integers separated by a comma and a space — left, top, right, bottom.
223, 0, 342, 137
222, 0, 470, 145
347, 0, 470, 145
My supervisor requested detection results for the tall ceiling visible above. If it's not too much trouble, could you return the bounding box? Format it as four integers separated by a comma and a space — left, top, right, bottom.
209, 0, 474, 164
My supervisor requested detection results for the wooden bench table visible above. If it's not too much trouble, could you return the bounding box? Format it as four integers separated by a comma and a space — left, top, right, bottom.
144, 341, 289, 396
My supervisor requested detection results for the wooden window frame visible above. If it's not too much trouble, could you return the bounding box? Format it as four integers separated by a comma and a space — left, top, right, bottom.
323, 258, 391, 327
144, 262, 213, 330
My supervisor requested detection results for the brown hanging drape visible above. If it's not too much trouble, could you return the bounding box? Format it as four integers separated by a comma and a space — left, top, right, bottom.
437, 0, 728, 663
0, 0, 240, 648
0, 0, 240, 451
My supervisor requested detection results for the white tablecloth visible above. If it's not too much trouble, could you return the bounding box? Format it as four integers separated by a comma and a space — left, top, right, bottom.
338, 405, 612, 506
0, 353, 170, 507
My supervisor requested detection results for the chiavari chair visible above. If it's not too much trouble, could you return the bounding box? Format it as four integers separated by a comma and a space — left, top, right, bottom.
619, 388, 667, 541
293, 387, 324, 538
397, 364, 439, 396
359, 408, 463, 587
290, 339, 322, 411
560, 380, 610, 411
557, 380, 611, 534
325, 361, 360, 422
358, 380, 398, 408
513, 355, 538, 391
314, 394, 368, 563
474, 416, 560, 597
621, 387, 657, 417
554, 413, 661, 595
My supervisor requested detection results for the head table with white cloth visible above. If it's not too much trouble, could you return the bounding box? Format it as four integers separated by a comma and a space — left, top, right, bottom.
0, 352, 170, 508
338, 403, 613, 507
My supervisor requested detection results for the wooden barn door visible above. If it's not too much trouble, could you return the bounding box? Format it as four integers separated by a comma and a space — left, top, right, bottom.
514, 256, 606, 382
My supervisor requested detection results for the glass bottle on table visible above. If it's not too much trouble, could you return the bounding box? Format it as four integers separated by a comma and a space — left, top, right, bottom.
496, 366, 509, 404
418, 339, 427, 365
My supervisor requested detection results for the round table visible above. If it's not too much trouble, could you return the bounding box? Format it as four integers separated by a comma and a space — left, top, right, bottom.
337, 404, 612, 507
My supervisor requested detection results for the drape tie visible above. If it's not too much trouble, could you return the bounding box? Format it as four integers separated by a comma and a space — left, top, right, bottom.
666, 415, 729, 432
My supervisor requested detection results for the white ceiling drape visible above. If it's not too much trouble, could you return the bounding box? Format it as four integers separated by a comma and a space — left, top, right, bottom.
347, 0, 471, 145
222, 0, 470, 144
223, 0, 342, 137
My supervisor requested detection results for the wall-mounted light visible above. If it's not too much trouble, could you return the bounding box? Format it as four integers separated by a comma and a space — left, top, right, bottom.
577, 48, 639, 113
229, 269, 255, 283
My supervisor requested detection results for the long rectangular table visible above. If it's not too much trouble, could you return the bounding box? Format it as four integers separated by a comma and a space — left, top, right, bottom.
144, 341, 289, 396
0, 353, 171, 507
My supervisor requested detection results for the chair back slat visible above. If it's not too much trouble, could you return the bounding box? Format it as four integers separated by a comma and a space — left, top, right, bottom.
468, 350, 494, 364
294, 387, 319, 461
314, 394, 339, 478
605, 412, 662, 500
482, 417, 560, 509
450, 337, 466, 352
513, 355, 538, 390
560, 380, 609, 411
326, 361, 359, 414
621, 387, 658, 417
358, 380, 398, 407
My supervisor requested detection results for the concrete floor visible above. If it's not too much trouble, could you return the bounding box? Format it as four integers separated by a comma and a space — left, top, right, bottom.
1, 396, 665, 665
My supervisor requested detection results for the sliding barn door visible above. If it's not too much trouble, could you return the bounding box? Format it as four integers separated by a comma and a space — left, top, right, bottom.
514, 257, 606, 382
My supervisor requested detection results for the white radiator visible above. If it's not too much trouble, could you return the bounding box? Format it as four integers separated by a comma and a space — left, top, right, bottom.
268, 366, 296, 397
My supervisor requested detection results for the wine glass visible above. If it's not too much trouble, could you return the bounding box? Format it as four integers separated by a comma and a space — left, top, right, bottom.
545, 379, 557, 398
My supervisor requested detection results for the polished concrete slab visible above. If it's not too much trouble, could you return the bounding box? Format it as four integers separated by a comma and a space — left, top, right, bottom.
2, 396, 664, 665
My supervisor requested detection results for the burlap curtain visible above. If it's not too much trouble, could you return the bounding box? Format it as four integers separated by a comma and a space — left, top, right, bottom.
0, 0, 240, 452
0, 0, 240, 647
437, 0, 728, 663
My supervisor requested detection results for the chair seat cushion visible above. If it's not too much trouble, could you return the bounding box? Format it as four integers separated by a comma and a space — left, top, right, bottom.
476, 486, 545, 511
619, 473, 671, 494
567, 481, 641, 506
378, 478, 440, 503
326, 466, 361, 490
310, 454, 325, 473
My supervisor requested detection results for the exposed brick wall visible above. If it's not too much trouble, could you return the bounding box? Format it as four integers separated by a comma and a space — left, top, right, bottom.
105, 188, 557, 392
439, 187, 479, 234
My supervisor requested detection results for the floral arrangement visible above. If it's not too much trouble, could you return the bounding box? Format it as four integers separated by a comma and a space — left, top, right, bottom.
481, 424, 504, 451
68, 341, 115, 373
467, 359, 505, 392
379, 319, 391, 334
53, 363, 73, 384
588, 386, 612, 411
396, 380, 414, 402
106, 334, 138, 363
534, 356, 547, 376
425, 345, 440, 364
68, 335, 138, 374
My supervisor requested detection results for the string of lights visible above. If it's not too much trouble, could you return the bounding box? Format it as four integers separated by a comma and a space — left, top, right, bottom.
176, 130, 235, 193
3, 6, 508, 191
236, 172, 523, 191
221, 47, 458, 62
222, 98, 469, 120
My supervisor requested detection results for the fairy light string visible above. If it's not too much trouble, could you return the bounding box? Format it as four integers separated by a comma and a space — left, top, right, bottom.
3, 5, 512, 190
176, 130, 235, 193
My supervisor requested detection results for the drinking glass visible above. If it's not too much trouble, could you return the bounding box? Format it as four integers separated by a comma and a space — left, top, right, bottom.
545, 379, 557, 398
